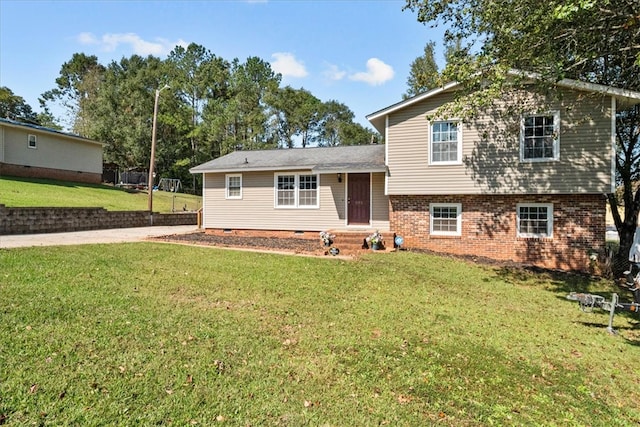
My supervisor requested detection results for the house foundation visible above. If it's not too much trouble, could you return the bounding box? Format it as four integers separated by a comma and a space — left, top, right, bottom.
0, 162, 102, 184
389, 194, 607, 272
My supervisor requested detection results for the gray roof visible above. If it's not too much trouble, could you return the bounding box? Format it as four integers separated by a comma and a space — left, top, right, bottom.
190, 144, 386, 174
0, 117, 104, 146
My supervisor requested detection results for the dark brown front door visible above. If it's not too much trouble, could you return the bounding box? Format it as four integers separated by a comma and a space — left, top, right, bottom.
347, 173, 370, 225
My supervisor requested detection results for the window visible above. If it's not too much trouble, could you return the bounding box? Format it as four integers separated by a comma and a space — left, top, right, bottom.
275, 173, 318, 208
521, 112, 559, 161
298, 175, 318, 207
430, 203, 462, 236
226, 174, 242, 199
276, 175, 296, 207
28, 134, 37, 149
517, 203, 553, 238
430, 121, 461, 164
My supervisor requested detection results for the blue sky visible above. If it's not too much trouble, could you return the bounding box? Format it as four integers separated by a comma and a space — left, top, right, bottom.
0, 0, 446, 131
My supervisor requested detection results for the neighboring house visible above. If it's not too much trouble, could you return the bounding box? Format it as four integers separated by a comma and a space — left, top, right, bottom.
191, 76, 640, 271
0, 118, 104, 184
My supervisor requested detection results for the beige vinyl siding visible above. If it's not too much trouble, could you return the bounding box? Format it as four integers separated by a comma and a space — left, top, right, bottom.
371, 172, 390, 229
386, 88, 612, 195
203, 170, 388, 230
2, 126, 102, 174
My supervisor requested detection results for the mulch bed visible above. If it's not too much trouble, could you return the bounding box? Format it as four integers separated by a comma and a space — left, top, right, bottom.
150, 231, 323, 255
149, 230, 602, 282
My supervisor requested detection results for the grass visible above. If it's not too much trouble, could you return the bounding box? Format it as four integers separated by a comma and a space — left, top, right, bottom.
1, 244, 639, 426
0, 176, 201, 212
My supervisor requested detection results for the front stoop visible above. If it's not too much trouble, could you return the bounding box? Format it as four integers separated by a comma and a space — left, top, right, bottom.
325, 230, 395, 256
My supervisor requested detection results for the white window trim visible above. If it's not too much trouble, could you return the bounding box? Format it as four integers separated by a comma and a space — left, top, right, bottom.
28, 134, 37, 149
429, 203, 462, 236
516, 203, 553, 238
520, 111, 560, 162
274, 172, 319, 209
429, 120, 462, 165
225, 173, 242, 200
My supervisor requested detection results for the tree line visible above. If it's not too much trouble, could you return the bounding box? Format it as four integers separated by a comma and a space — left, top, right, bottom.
1, 43, 378, 190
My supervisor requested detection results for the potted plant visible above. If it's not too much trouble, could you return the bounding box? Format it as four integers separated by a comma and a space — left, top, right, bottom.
366, 230, 384, 250
319, 231, 335, 247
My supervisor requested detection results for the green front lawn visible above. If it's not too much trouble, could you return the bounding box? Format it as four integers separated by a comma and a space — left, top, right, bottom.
0, 244, 638, 425
0, 176, 201, 212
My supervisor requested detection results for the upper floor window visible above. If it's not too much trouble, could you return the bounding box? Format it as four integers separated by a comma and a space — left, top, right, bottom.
275, 173, 318, 208
430, 121, 461, 164
225, 174, 242, 199
28, 134, 37, 149
517, 203, 553, 238
430, 203, 462, 236
520, 112, 559, 161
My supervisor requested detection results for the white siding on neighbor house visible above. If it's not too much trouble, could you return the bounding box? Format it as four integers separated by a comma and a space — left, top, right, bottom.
386, 88, 613, 195
2, 126, 103, 174
202, 170, 389, 231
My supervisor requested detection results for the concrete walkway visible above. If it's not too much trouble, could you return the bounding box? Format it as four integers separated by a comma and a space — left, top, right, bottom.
0, 225, 199, 248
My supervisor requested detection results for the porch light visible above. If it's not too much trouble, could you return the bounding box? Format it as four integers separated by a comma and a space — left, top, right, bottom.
337, 173, 342, 183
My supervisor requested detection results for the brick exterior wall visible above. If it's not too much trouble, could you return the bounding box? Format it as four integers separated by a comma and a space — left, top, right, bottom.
0, 205, 197, 235
389, 194, 606, 272
0, 162, 102, 184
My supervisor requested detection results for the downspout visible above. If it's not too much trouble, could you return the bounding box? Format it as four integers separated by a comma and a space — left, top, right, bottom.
384, 115, 389, 196
199, 172, 206, 229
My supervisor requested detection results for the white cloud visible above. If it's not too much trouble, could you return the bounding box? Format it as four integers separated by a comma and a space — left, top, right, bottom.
349, 58, 395, 85
271, 52, 308, 78
77, 32, 98, 45
323, 63, 347, 81
76, 32, 188, 56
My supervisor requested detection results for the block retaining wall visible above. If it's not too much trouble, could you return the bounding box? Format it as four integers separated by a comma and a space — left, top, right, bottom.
389, 193, 607, 272
0, 205, 197, 235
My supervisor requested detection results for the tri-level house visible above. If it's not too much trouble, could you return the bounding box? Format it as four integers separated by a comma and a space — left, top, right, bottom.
190, 75, 640, 271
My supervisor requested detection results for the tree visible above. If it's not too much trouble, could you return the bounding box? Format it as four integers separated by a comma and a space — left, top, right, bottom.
41, 53, 106, 135
404, 0, 640, 277
204, 56, 280, 154
0, 87, 39, 123
317, 100, 378, 146
268, 87, 324, 148
87, 55, 170, 169
166, 43, 230, 188
404, 41, 440, 98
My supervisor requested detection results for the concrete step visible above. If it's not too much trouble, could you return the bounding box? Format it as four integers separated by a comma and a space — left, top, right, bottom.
325, 230, 395, 254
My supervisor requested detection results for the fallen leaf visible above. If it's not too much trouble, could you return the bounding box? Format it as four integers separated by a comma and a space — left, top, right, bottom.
397, 394, 411, 404
29, 384, 38, 394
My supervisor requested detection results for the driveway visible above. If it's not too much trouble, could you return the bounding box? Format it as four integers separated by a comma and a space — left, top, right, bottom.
0, 225, 199, 249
